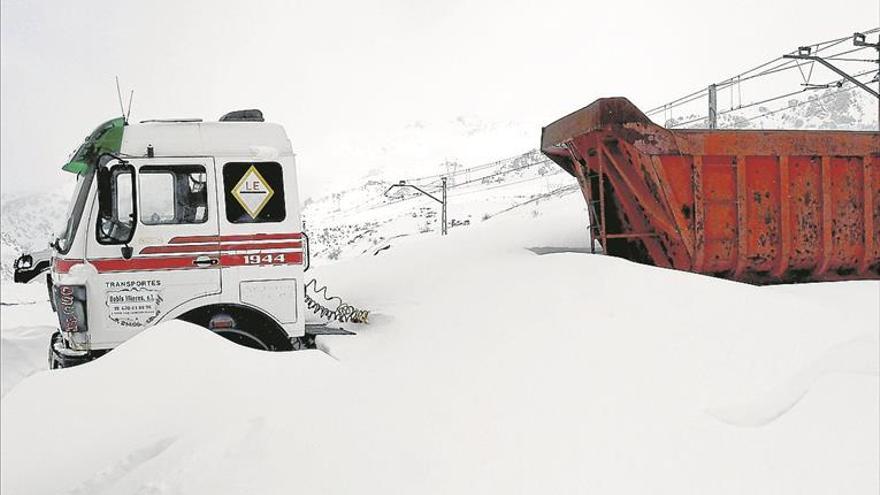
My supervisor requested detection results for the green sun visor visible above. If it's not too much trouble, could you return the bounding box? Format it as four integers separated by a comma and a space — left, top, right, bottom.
62, 117, 125, 174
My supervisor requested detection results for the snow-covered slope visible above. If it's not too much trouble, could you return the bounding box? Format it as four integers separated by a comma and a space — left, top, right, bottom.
0, 187, 70, 279
302, 149, 576, 264
665, 84, 879, 130
2, 193, 878, 494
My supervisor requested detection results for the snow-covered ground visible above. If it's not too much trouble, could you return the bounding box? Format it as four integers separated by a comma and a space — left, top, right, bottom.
2, 193, 878, 494
0, 282, 56, 397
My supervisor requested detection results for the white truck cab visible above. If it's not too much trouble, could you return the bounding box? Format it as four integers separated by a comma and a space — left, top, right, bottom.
47, 110, 311, 367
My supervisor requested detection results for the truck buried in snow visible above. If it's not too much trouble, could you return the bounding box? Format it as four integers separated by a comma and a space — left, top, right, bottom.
20, 109, 366, 369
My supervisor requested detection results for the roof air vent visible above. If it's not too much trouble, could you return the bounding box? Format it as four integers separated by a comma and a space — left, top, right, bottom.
220, 109, 264, 122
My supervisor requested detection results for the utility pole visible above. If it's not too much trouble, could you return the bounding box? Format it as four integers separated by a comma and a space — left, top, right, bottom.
441, 177, 448, 235
708, 83, 718, 129
384, 177, 448, 236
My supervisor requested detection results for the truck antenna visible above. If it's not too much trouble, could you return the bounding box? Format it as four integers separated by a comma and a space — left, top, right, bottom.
115, 76, 126, 123
126, 90, 134, 122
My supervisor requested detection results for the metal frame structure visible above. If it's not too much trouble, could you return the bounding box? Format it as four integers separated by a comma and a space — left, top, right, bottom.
782, 32, 880, 100
542, 97, 880, 284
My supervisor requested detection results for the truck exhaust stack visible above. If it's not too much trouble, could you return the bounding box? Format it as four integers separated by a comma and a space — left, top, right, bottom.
542, 97, 880, 284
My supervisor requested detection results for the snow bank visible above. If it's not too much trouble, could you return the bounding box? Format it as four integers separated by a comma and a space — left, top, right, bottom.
1, 281, 57, 397
709, 335, 879, 427
2, 194, 878, 494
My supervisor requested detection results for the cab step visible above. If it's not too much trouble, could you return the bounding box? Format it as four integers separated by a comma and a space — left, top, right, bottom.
305, 323, 356, 336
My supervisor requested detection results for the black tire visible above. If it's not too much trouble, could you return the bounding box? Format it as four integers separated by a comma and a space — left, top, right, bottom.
179, 305, 293, 352
212, 328, 270, 351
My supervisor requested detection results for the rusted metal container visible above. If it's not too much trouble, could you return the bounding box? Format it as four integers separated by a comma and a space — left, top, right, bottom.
542, 97, 880, 284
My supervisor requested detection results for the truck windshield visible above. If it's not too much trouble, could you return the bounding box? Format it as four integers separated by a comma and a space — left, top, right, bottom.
55, 168, 95, 254
55, 117, 123, 254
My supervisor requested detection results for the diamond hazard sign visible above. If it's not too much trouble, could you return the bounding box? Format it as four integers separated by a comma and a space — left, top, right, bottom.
232, 165, 275, 218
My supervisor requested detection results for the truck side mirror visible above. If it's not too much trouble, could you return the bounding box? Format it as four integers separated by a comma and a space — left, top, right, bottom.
95, 161, 137, 246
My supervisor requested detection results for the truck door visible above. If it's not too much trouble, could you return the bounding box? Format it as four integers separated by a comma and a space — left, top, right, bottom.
217, 160, 303, 330
86, 157, 221, 347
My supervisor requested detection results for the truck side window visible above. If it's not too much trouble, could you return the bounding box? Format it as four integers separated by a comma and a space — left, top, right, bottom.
223, 162, 286, 223
139, 165, 208, 225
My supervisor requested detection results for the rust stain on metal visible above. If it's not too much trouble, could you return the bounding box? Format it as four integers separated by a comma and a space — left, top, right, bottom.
541, 97, 880, 285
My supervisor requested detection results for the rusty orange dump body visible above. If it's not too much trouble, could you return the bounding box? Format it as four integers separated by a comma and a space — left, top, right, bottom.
542, 97, 880, 284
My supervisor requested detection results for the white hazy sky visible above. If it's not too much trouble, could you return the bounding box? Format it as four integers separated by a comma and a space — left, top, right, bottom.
2, 0, 878, 198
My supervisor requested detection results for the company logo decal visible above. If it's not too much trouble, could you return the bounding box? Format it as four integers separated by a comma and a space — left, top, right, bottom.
231, 165, 275, 219
105, 280, 163, 328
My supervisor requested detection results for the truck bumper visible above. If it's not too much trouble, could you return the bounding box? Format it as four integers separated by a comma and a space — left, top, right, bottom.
48, 332, 104, 369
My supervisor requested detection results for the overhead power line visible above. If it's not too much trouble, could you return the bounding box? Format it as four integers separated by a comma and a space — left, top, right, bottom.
667, 69, 878, 129
447, 169, 566, 198
400, 149, 544, 184
322, 155, 561, 219
645, 27, 880, 120
445, 158, 554, 190
482, 184, 580, 220
726, 83, 867, 127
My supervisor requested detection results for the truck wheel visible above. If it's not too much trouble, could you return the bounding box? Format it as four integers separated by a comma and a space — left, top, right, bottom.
206, 313, 271, 351
211, 328, 270, 351
180, 306, 293, 352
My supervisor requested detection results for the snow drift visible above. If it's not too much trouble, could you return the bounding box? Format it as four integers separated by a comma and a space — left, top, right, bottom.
1, 194, 878, 494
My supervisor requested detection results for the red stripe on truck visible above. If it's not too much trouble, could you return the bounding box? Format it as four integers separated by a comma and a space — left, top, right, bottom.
140, 244, 220, 255
139, 241, 302, 255
91, 256, 206, 273
53, 258, 84, 274
89, 251, 303, 273
169, 233, 302, 244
